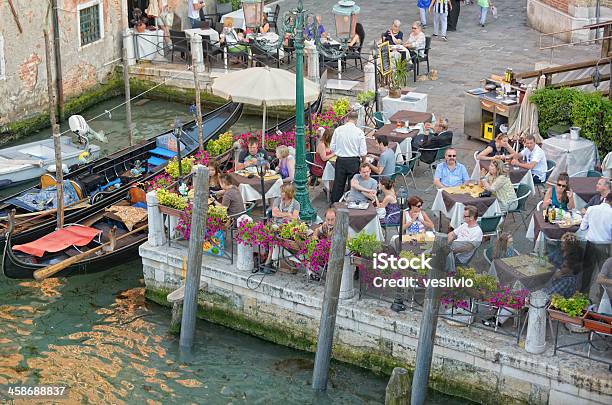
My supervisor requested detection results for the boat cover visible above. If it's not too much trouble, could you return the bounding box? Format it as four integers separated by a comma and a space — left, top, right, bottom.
13, 225, 102, 257
7, 180, 80, 212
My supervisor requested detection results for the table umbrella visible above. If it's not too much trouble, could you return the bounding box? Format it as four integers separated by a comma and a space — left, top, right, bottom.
210, 67, 320, 146
508, 75, 545, 144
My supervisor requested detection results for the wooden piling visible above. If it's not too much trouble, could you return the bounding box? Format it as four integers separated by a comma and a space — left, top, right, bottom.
410, 233, 449, 405
193, 64, 204, 152
122, 47, 133, 146
179, 165, 209, 350
43, 29, 64, 230
312, 208, 350, 391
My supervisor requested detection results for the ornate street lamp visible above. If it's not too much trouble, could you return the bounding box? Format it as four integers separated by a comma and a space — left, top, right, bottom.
332, 0, 360, 41
242, 0, 265, 30
173, 117, 183, 182
249, 0, 360, 222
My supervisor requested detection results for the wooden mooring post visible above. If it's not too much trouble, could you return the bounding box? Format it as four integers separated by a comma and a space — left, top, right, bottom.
179, 165, 209, 350
385, 367, 412, 405
312, 208, 350, 391
410, 233, 449, 405
43, 29, 64, 230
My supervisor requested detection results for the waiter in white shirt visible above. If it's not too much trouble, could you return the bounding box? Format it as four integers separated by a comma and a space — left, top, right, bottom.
330, 111, 367, 203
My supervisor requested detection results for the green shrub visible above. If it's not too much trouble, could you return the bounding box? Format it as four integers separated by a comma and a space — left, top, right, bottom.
206, 131, 234, 157
530, 88, 612, 156
347, 232, 381, 258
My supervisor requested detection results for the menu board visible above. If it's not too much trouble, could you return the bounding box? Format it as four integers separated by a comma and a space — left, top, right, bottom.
378, 41, 392, 76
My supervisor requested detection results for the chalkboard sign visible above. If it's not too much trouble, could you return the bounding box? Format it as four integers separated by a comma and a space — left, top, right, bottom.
379, 41, 392, 76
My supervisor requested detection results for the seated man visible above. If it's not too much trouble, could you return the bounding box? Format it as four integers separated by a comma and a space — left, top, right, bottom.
448, 205, 483, 265
305, 15, 327, 40
219, 173, 245, 216
411, 126, 452, 165
368, 135, 395, 178
433, 147, 469, 188
582, 177, 611, 214
237, 136, 269, 170
382, 19, 403, 45
580, 192, 612, 243
313, 208, 336, 240
544, 233, 583, 298
510, 134, 547, 184
347, 163, 378, 203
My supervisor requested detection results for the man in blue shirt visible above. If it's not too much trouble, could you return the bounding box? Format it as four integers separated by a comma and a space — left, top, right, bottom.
433, 147, 469, 188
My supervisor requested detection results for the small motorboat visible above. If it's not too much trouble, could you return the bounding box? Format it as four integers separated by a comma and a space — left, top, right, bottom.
0, 136, 101, 189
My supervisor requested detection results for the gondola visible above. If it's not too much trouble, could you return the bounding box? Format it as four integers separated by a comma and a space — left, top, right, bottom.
0, 102, 243, 246
3, 95, 323, 279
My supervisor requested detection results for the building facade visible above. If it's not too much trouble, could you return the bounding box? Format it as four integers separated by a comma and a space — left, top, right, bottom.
0, 0, 124, 130
527, 0, 612, 42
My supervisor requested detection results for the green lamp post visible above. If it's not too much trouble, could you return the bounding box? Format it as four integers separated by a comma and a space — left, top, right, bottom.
244, 0, 360, 222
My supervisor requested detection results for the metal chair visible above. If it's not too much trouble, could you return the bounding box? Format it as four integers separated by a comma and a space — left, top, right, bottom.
570, 169, 603, 178
343, 23, 365, 70
397, 151, 421, 189
201, 35, 223, 68
414, 36, 431, 77
536, 159, 556, 197
169, 29, 191, 63
269, 4, 281, 33
504, 184, 532, 228
478, 214, 504, 239
373, 111, 387, 129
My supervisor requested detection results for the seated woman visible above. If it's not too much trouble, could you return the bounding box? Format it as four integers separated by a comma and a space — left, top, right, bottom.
276, 145, 295, 183
313, 207, 336, 240
543, 172, 575, 211
544, 233, 583, 298
376, 178, 400, 225
481, 159, 517, 212
220, 18, 248, 59
208, 161, 222, 193
404, 196, 434, 234
404, 21, 426, 57
271, 183, 300, 223
259, 13, 270, 33
348, 22, 365, 48
312, 128, 335, 179
477, 133, 516, 161
219, 174, 246, 216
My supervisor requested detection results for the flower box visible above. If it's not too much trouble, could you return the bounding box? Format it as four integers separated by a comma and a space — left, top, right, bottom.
582, 311, 612, 334
159, 205, 184, 217
547, 307, 584, 326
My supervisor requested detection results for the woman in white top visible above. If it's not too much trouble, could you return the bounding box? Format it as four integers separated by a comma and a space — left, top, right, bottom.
405, 22, 426, 58
404, 196, 435, 234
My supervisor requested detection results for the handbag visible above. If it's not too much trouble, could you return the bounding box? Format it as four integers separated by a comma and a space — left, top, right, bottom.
479, 190, 492, 198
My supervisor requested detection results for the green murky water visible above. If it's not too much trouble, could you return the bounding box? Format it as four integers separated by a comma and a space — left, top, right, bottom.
0, 98, 469, 404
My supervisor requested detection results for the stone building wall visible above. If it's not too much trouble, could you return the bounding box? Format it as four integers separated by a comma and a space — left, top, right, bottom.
0, 0, 123, 129
528, 0, 612, 42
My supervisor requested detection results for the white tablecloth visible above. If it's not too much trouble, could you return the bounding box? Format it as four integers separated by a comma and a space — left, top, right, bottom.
238, 178, 283, 202
542, 136, 597, 178
382, 92, 428, 117
184, 27, 220, 44
470, 161, 536, 194
221, 6, 272, 30
431, 189, 503, 229
134, 29, 166, 61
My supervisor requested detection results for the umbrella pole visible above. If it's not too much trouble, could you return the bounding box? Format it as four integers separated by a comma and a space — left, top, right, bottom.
262, 103, 267, 149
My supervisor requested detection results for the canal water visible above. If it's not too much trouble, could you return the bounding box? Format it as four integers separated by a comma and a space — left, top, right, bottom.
0, 98, 469, 404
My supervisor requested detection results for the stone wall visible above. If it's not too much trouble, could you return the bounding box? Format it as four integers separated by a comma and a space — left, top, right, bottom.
527, 0, 612, 42
140, 242, 612, 405
0, 0, 123, 129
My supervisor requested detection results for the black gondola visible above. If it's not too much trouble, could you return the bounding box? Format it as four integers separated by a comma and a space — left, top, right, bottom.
3, 96, 323, 279
0, 102, 243, 245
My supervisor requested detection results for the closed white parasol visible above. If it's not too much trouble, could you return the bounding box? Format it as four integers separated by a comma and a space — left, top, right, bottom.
211, 67, 320, 145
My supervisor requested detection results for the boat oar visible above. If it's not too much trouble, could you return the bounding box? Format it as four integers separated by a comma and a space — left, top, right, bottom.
32, 224, 148, 281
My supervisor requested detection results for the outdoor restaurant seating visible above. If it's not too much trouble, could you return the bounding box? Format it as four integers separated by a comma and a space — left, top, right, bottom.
268, 4, 281, 33
201, 35, 224, 65
504, 184, 531, 227
413, 36, 432, 77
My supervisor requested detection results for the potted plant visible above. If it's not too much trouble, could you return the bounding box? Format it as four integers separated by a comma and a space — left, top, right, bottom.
304, 238, 332, 279
165, 157, 194, 180
347, 232, 382, 267
276, 219, 309, 251
206, 131, 234, 158
389, 58, 409, 99
356, 90, 375, 107
156, 188, 188, 217
547, 293, 589, 326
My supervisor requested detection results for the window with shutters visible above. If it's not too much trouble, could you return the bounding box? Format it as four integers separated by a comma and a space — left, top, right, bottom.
78, 1, 103, 47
